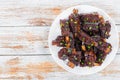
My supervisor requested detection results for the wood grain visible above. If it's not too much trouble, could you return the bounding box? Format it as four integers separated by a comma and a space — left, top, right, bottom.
0, 55, 119, 80
0, 0, 119, 26
0, 26, 119, 55
0, 0, 119, 79
0, 27, 49, 55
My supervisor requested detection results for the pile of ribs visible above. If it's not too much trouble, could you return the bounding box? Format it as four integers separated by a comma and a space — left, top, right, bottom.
52, 9, 112, 68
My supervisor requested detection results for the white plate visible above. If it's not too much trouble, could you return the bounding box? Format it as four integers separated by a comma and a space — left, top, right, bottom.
48, 5, 119, 75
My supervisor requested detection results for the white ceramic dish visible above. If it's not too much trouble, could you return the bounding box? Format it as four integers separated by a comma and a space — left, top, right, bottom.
48, 5, 119, 75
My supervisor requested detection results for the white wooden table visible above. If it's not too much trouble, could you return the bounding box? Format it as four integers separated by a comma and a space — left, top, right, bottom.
0, 0, 119, 80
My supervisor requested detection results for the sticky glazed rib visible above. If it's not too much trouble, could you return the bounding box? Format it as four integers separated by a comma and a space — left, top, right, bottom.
91, 35, 112, 54
80, 12, 104, 23
52, 33, 75, 48
99, 21, 111, 38
60, 19, 70, 36
52, 36, 66, 47
82, 23, 99, 36
77, 30, 98, 46
69, 9, 81, 35
52, 9, 112, 68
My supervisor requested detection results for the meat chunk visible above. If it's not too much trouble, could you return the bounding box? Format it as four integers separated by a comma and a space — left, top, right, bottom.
95, 50, 107, 64
68, 51, 82, 66
97, 41, 112, 54
74, 38, 82, 51
69, 9, 81, 36
58, 48, 68, 60
91, 35, 102, 41
52, 32, 75, 48
84, 51, 96, 66
52, 36, 66, 47
77, 31, 111, 54
92, 35, 112, 54
77, 30, 98, 46
82, 23, 99, 36
99, 21, 111, 38
80, 13, 103, 23
60, 19, 70, 36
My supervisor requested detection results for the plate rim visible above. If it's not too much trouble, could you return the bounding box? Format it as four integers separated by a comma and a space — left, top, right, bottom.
48, 5, 119, 75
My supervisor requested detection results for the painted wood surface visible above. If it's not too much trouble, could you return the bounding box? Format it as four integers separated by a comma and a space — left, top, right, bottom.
0, 0, 119, 26
0, 0, 119, 79
0, 27, 49, 55
0, 55, 119, 80
0, 26, 119, 55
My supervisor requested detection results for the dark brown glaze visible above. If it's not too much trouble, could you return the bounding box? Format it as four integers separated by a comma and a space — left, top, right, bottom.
97, 41, 112, 54
74, 38, 82, 51
84, 51, 97, 66
80, 12, 103, 23
60, 19, 70, 36
68, 51, 82, 66
92, 35, 112, 54
99, 21, 111, 38
52, 36, 66, 47
82, 23, 99, 36
69, 9, 81, 37
77, 30, 98, 46
52, 9, 112, 68
58, 48, 68, 60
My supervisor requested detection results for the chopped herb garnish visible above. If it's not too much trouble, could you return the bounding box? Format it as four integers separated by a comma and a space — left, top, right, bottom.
86, 18, 88, 20
105, 32, 108, 35
87, 45, 91, 49
91, 43, 94, 46
90, 32, 92, 35
98, 58, 101, 62
65, 43, 67, 46
65, 28, 68, 31
70, 38, 72, 42
94, 35, 97, 37
89, 26, 92, 30
60, 23, 64, 27
102, 59, 104, 62
82, 37, 85, 41
88, 62, 91, 65
74, 21, 77, 24
96, 26, 99, 29
100, 54, 103, 56
61, 40, 64, 42
108, 45, 111, 48
99, 41, 102, 45
103, 23, 105, 26
60, 42, 63, 45
70, 19, 73, 22
79, 60, 81, 62
74, 56, 77, 60
62, 54, 66, 57
66, 21, 69, 24
67, 48, 72, 53
75, 33, 77, 37
81, 62, 84, 65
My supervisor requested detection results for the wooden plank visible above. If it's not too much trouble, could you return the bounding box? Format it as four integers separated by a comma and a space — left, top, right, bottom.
0, 0, 119, 26
0, 26, 119, 55
0, 27, 49, 55
0, 55, 119, 79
